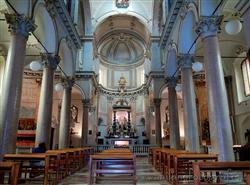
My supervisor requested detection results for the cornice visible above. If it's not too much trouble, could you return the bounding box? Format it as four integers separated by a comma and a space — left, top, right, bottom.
148, 70, 165, 79
159, 0, 183, 48
52, 0, 81, 49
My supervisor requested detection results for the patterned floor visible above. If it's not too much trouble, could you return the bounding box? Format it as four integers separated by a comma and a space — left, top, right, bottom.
59, 157, 169, 185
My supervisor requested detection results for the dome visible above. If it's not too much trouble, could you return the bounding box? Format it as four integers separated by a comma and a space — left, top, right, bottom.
99, 33, 145, 66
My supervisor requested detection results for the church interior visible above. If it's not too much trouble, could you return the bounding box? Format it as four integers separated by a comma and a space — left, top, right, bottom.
0, 0, 250, 184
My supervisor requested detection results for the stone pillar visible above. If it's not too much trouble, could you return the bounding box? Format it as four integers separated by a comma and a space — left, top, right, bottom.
180, 55, 200, 152
81, 99, 90, 146
196, 16, 234, 161
58, 79, 73, 149
35, 54, 60, 148
0, 14, 36, 154
167, 77, 181, 149
243, 9, 250, 47
154, 98, 162, 146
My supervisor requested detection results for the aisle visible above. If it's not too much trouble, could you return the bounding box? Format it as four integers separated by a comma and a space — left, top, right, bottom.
59, 157, 169, 185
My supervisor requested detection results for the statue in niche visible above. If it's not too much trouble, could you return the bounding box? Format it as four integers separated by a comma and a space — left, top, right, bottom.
118, 74, 127, 96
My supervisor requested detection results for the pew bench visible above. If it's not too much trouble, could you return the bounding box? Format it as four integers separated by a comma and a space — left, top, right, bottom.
3, 153, 60, 185
89, 154, 136, 185
0, 162, 20, 185
171, 153, 218, 184
193, 161, 250, 185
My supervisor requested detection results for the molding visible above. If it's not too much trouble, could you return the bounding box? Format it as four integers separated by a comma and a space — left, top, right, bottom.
51, 0, 81, 49
159, 0, 183, 48
148, 71, 165, 79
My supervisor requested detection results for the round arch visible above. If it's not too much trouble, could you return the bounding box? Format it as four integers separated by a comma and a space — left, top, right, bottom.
32, 1, 57, 54
178, 3, 199, 54
166, 42, 178, 77
58, 38, 74, 77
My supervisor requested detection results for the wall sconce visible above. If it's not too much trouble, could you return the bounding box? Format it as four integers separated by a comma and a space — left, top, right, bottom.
225, 13, 242, 35
192, 61, 203, 72
175, 83, 182, 92
54, 83, 64, 92
30, 60, 42, 71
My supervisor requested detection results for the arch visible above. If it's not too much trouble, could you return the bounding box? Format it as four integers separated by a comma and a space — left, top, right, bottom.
178, 3, 198, 54
32, 1, 57, 54
159, 83, 168, 99
73, 84, 86, 100
166, 42, 178, 77
58, 38, 75, 77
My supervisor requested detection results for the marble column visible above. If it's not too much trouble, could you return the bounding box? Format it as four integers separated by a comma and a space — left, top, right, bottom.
167, 77, 181, 149
58, 79, 73, 149
180, 55, 200, 152
35, 54, 59, 148
0, 14, 36, 155
154, 98, 162, 146
81, 99, 90, 146
243, 9, 250, 47
196, 16, 234, 161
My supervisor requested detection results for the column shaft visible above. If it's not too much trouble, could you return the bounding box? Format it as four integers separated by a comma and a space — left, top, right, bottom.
35, 55, 59, 148
154, 99, 162, 146
0, 14, 36, 154
168, 86, 181, 149
58, 82, 72, 149
196, 16, 234, 161
204, 36, 234, 160
181, 57, 200, 152
81, 99, 89, 146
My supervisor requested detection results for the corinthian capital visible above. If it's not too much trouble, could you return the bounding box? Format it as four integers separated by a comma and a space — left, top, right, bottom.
166, 77, 177, 88
196, 16, 223, 39
5, 14, 36, 39
41, 53, 60, 70
179, 54, 193, 69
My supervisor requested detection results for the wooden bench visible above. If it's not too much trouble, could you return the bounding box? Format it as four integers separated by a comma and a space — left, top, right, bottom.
89, 151, 136, 185
0, 162, 20, 185
171, 153, 218, 184
193, 161, 250, 185
4, 153, 60, 185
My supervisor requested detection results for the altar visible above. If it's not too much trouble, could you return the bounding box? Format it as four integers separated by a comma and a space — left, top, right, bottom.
106, 137, 138, 146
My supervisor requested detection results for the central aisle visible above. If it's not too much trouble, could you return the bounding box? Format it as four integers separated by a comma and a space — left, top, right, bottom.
59, 157, 169, 185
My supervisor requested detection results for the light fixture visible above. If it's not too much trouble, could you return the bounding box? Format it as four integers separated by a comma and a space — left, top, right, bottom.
29, 60, 42, 71
192, 61, 203, 72
225, 15, 242, 35
175, 84, 182, 92
54, 83, 63, 92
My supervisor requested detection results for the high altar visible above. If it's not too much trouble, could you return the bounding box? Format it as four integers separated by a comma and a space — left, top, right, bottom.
105, 75, 138, 145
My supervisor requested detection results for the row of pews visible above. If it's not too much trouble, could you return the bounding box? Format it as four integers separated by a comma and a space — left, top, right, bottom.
0, 147, 94, 185
149, 147, 250, 185
88, 148, 136, 185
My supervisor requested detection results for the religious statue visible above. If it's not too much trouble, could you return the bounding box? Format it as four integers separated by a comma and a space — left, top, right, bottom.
118, 74, 127, 96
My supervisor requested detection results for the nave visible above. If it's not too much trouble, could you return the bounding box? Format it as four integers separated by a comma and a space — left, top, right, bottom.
59, 157, 167, 185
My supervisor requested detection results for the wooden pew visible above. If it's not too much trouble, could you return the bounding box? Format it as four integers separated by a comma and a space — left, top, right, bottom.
161, 149, 191, 179
0, 162, 20, 185
89, 154, 136, 185
171, 153, 218, 184
3, 153, 60, 185
46, 150, 69, 178
193, 161, 250, 185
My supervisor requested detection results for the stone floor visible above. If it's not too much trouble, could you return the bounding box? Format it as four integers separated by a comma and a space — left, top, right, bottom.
59, 157, 169, 185
16, 157, 169, 185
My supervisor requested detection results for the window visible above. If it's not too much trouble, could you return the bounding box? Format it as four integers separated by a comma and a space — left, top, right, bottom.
241, 58, 250, 96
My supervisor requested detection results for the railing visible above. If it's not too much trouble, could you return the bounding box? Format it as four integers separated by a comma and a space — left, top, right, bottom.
88, 145, 159, 156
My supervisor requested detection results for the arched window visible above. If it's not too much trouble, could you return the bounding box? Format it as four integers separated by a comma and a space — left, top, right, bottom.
241, 58, 250, 96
